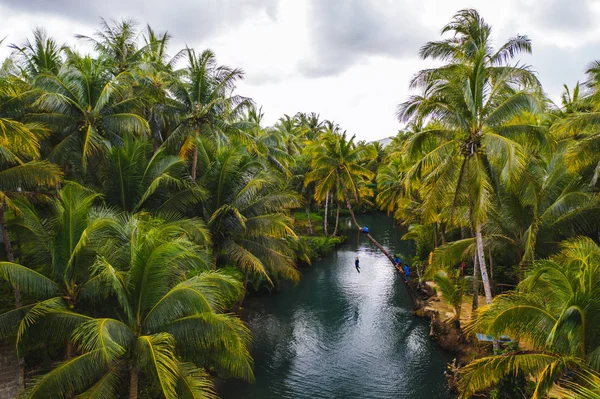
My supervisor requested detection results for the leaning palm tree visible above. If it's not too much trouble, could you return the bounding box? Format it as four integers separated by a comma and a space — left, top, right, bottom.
32, 52, 149, 173
8, 213, 252, 399
167, 48, 251, 180
459, 237, 600, 398
397, 8, 541, 305
193, 144, 300, 290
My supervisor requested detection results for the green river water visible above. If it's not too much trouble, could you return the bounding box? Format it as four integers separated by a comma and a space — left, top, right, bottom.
219, 214, 452, 399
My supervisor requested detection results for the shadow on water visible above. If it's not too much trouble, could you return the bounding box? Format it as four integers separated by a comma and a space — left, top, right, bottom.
219, 214, 452, 399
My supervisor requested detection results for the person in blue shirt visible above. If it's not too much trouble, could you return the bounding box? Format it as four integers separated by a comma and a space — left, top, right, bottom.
403, 264, 410, 279
362, 225, 369, 234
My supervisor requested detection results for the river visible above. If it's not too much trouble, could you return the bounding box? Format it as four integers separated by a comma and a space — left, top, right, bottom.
219, 214, 452, 399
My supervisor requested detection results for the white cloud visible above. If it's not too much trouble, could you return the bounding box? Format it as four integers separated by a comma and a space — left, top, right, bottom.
1, 0, 600, 140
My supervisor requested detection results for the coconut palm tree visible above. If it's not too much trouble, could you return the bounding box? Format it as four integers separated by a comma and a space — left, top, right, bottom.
459, 237, 600, 398
193, 144, 300, 290
243, 106, 294, 176
75, 18, 145, 75
290, 153, 316, 235
295, 112, 324, 141
32, 52, 149, 173
305, 130, 375, 229
274, 114, 306, 158
397, 8, 541, 305
167, 48, 251, 180
99, 138, 198, 213
133, 25, 184, 150
9, 28, 66, 78
0, 54, 62, 392
487, 147, 600, 278
0, 184, 118, 342
7, 213, 251, 399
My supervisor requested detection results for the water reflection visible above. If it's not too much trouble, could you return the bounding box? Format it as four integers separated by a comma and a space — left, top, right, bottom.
220, 214, 451, 399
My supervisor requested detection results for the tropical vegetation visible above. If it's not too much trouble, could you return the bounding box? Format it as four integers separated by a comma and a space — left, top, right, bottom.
1, 7, 600, 398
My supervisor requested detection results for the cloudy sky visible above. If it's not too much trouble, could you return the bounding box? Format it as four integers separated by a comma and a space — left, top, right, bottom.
2, 0, 600, 141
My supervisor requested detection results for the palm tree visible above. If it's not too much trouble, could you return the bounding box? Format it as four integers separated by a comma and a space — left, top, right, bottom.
433, 270, 467, 328
274, 114, 306, 158
193, 144, 300, 291
75, 18, 145, 75
7, 213, 252, 399
9, 28, 66, 78
32, 52, 149, 173
134, 25, 184, 150
397, 8, 541, 306
0, 183, 116, 345
290, 153, 316, 235
99, 138, 197, 213
243, 106, 294, 176
459, 237, 600, 398
305, 131, 375, 229
0, 56, 62, 392
295, 112, 324, 141
167, 48, 251, 180
486, 147, 600, 278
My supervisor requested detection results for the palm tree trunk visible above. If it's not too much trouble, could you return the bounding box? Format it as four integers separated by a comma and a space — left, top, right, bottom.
488, 248, 494, 295
305, 204, 313, 235
434, 223, 439, 248
211, 247, 217, 270
441, 224, 446, 245
471, 252, 479, 313
191, 146, 198, 181
323, 192, 329, 236
475, 222, 499, 352
0, 203, 25, 392
475, 223, 493, 305
343, 190, 360, 229
243, 268, 249, 292
333, 203, 340, 236
129, 366, 139, 399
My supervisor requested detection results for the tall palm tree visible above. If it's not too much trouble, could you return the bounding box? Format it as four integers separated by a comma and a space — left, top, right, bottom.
167, 48, 251, 180
32, 53, 149, 173
397, 8, 541, 305
459, 237, 600, 398
305, 131, 375, 229
193, 144, 300, 291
